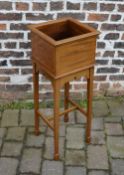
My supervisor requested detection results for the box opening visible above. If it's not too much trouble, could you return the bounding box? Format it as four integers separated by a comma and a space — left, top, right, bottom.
38, 20, 90, 41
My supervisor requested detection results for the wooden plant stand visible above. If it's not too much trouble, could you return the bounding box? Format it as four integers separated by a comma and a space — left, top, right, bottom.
28, 18, 100, 160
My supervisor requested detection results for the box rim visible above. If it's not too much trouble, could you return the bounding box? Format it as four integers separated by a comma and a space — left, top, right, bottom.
28, 17, 100, 46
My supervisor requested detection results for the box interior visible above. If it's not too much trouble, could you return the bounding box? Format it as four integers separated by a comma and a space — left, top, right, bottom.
37, 20, 90, 41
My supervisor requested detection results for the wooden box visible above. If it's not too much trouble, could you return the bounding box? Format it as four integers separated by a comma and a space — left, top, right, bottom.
28, 18, 99, 79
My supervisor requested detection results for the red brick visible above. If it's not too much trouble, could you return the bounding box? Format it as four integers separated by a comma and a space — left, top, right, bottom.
117, 24, 124, 31
40, 84, 52, 91
86, 22, 98, 29
0, 51, 24, 58
96, 60, 108, 65
83, 2, 97, 11
118, 51, 124, 57
110, 75, 124, 81
94, 76, 107, 81
33, 2, 47, 11
97, 42, 105, 48
96, 52, 101, 57
114, 42, 124, 49
97, 67, 119, 74
0, 69, 19, 75
28, 76, 32, 82
21, 68, 32, 75
99, 83, 109, 91
50, 1, 63, 10
19, 42, 31, 49
111, 14, 121, 21
112, 60, 124, 65
0, 13, 22, 21
67, 1, 80, 10
100, 3, 115, 11
10, 59, 31, 66
88, 13, 108, 21
113, 83, 122, 89
0, 84, 6, 91
16, 2, 29, 11
0, 32, 23, 39
0, 24, 6, 30
4, 42, 16, 49
57, 13, 85, 20
0, 60, 7, 66
0, 77, 10, 82
118, 4, 124, 12
10, 23, 27, 31
121, 33, 124, 40
6, 84, 31, 92
26, 13, 53, 20
104, 33, 119, 40
101, 23, 117, 31
0, 1, 12, 10
103, 51, 115, 57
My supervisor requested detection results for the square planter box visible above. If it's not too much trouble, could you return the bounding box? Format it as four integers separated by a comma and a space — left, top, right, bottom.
28, 18, 99, 78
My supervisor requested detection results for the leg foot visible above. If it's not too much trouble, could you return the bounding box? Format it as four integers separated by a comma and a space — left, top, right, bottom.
35, 129, 40, 136
54, 154, 59, 160
86, 136, 91, 144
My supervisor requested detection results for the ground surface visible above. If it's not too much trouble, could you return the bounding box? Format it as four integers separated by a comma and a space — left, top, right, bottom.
0, 98, 124, 175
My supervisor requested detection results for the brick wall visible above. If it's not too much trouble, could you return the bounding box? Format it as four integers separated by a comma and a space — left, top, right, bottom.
0, 0, 124, 100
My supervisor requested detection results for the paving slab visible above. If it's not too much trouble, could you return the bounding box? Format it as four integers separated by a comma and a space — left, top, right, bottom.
1, 142, 23, 157
93, 100, 109, 117
26, 133, 45, 147
88, 170, 109, 175
87, 145, 109, 170
19, 174, 36, 175
104, 116, 122, 123
111, 159, 124, 175
0, 157, 18, 175
105, 123, 123, 135
20, 110, 34, 126
65, 150, 85, 166
60, 111, 75, 124
42, 160, 63, 175
0, 111, 2, 119
0, 128, 6, 139
76, 111, 86, 124
91, 131, 105, 145
107, 136, 124, 158
66, 126, 85, 149
19, 148, 42, 174
65, 166, 86, 175
92, 118, 104, 130
28, 126, 46, 133
0, 139, 2, 148
107, 100, 124, 117
39, 108, 53, 126
6, 127, 26, 141
1, 110, 19, 127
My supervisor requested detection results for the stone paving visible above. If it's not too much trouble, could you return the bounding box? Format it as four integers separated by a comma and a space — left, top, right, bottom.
0, 98, 124, 175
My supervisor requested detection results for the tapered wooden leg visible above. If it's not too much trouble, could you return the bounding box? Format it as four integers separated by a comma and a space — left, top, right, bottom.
53, 81, 60, 160
64, 82, 70, 122
86, 67, 94, 143
33, 63, 40, 135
